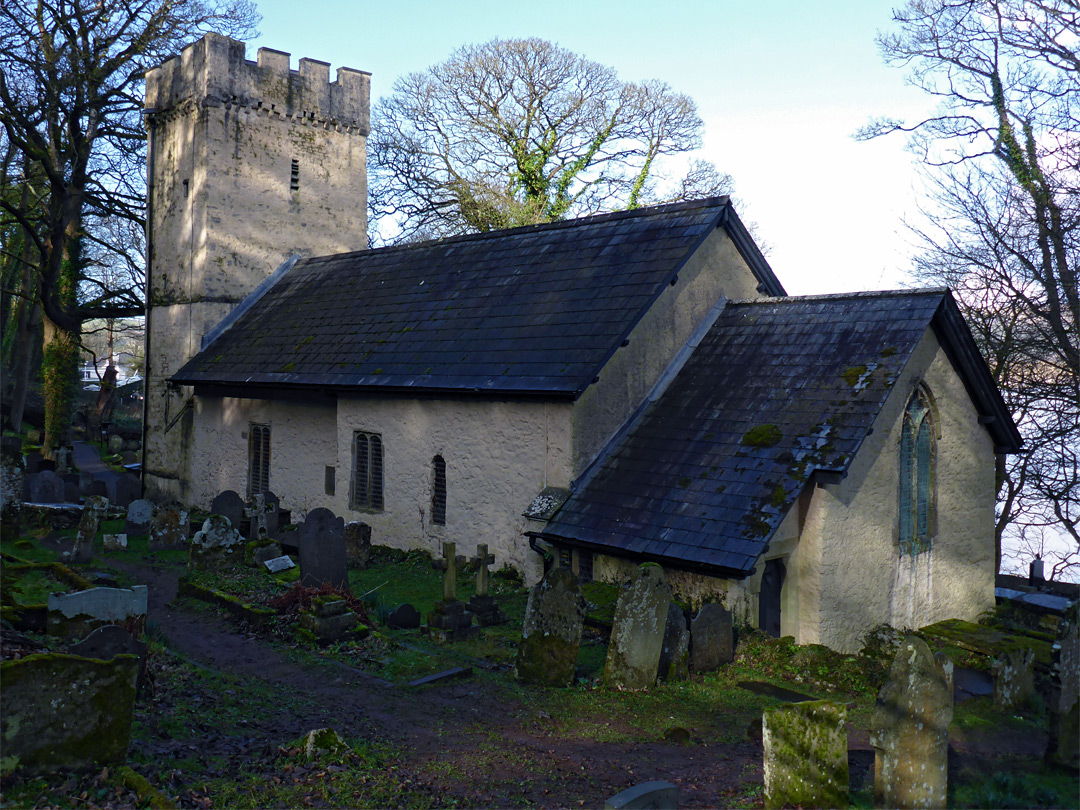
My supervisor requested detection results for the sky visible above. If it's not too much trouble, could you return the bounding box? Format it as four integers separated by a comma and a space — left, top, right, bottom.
246, 0, 937, 296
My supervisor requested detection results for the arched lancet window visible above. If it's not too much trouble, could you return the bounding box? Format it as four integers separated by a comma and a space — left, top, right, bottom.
899, 386, 935, 554
431, 455, 446, 526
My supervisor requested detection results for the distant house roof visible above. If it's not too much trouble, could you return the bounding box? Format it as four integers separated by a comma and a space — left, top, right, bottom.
171, 197, 784, 396
535, 290, 1022, 579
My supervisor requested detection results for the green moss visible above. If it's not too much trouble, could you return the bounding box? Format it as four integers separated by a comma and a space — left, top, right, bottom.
676, 476, 691, 488
294, 336, 314, 352
515, 631, 579, 687
741, 424, 783, 448
769, 485, 787, 508
280, 361, 296, 372
879, 346, 898, 358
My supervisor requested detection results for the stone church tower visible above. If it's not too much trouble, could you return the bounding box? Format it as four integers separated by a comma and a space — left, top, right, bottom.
142, 33, 369, 501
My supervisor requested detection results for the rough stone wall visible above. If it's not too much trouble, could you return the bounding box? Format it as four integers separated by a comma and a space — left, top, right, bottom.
571, 228, 765, 477
143, 33, 369, 502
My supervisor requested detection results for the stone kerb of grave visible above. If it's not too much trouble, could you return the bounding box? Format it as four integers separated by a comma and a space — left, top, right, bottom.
124, 499, 154, 536
658, 602, 690, 681
762, 699, 849, 810
427, 541, 473, 641
466, 543, 506, 626
603, 563, 671, 690
299, 597, 362, 645
604, 781, 679, 810
515, 566, 586, 687
1046, 602, 1079, 769
149, 504, 190, 550
870, 636, 953, 810
72, 495, 110, 564
297, 508, 349, 590
189, 515, 244, 571
690, 602, 734, 672
47, 584, 149, 640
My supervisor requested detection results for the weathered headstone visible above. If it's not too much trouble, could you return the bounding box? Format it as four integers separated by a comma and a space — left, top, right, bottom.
25, 470, 65, 503
1, 438, 25, 530
72, 495, 109, 564
690, 602, 733, 672
68, 624, 148, 697
102, 533, 128, 552
297, 507, 348, 590
467, 543, 505, 626
244, 492, 276, 543
344, 520, 372, 568
107, 434, 124, 455
604, 781, 679, 810
210, 489, 246, 534
110, 473, 141, 508
428, 541, 473, 640
87, 479, 108, 499
263, 490, 281, 536
47, 585, 148, 640
870, 636, 953, 809
658, 602, 690, 681
991, 646, 1036, 711
515, 566, 585, 687
252, 541, 283, 567
387, 603, 422, 629
124, 499, 154, 536
1046, 602, 1079, 769
603, 564, 671, 690
78, 471, 96, 496
149, 503, 189, 550
763, 700, 849, 810
189, 515, 244, 571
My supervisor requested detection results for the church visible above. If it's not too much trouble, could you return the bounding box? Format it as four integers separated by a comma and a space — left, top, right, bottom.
141, 34, 1021, 653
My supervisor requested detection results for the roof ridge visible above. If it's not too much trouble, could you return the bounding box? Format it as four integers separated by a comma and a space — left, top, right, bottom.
303, 196, 732, 264
728, 287, 949, 305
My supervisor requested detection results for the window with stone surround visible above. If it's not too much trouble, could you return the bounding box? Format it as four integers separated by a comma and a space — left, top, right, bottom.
899, 385, 935, 554
248, 423, 271, 498
351, 431, 384, 512
431, 455, 446, 525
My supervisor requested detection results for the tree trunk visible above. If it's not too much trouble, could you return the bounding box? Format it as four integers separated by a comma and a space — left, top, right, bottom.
41, 316, 80, 458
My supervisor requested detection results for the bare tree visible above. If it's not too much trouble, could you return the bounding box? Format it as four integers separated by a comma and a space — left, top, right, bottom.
861, 0, 1079, 575
0, 0, 258, 452
370, 38, 733, 243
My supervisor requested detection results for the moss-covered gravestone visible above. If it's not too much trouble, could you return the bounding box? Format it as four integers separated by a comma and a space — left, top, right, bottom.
991, 646, 1036, 711
0, 436, 24, 532
1, 652, 139, 775
72, 495, 109, 564
603, 563, 671, 690
763, 700, 848, 810
149, 503, 190, 550
870, 636, 953, 809
1046, 602, 1079, 769
658, 602, 689, 681
188, 515, 243, 571
515, 566, 585, 687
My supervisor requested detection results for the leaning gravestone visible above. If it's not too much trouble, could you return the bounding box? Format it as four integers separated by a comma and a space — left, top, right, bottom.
691, 602, 734, 672
763, 699, 849, 810
658, 602, 690, 681
515, 566, 585, 687
72, 495, 109, 564
189, 515, 243, 571
297, 508, 348, 590
210, 489, 246, 534
344, 521, 372, 568
47, 585, 148, 640
603, 564, 671, 690
870, 636, 953, 809
124, 499, 154, 536
110, 473, 141, 508
25, 470, 65, 503
1, 437, 25, 529
1046, 602, 1079, 769
68, 623, 148, 697
149, 504, 189, 550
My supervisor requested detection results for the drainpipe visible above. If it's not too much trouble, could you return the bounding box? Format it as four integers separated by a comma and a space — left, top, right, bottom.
528, 534, 554, 575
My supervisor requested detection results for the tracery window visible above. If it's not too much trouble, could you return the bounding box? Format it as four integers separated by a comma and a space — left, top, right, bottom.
351, 431, 384, 512
899, 386, 935, 554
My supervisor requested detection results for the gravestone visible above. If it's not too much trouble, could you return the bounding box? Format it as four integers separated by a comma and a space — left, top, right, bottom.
691, 602, 734, 672
87, 479, 108, 499
64, 481, 80, 504
25, 450, 44, 475
870, 636, 953, 809
658, 602, 690, 681
120, 450, 138, 466
149, 504, 189, 550
763, 699, 849, 810
604, 781, 679, 810
79, 471, 95, 496
515, 566, 585, 687
68, 623, 148, 697
53, 446, 72, 473
1046, 603, 1079, 769
467, 543, 505, 626
603, 564, 671, 690
297, 507, 348, 590
252, 541, 283, 567
244, 492, 276, 543
991, 646, 1036, 711
427, 540, 473, 641
102, 533, 128, 552
25, 470, 65, 503
47, 585, 148, 640
110, 473, 141, 508
263, 555, 296, 573
210, 490, 246, 534
263, 490, 281, 536
62, 472, 80, 487
344, 521, 372, 568
1, 438, 25, 530
189, 515, 244, 571
388, 603, 422, 629
124, 499, 154, 536
72, 495, 109, 564
107, 434, 124, 454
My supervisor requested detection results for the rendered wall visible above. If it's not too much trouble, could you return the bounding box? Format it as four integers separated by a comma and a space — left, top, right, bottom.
143, 33, 369, 502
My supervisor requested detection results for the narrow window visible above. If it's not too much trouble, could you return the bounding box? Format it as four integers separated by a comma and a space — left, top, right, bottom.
325, 465, 335, 496
577, 551, 593, 584
290, 159, 300, 192
431, 455, 447, 525
899, 387, 935, 554
351, 431, 384, 511
248, 423, 270, 498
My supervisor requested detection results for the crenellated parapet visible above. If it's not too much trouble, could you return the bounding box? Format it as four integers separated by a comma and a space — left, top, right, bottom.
144, 32, 369, 134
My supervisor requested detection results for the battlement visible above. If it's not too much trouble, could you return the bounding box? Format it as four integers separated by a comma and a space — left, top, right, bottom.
145, 33, 369, 133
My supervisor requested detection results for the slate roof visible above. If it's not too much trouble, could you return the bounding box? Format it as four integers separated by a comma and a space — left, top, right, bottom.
537, 290, 1022, 579
172, 197, 784, 395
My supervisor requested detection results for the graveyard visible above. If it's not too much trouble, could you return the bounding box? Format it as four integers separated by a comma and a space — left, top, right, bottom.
0, 439, 1077, 809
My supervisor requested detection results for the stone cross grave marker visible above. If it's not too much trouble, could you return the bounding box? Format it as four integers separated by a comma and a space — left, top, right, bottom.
467, 543, 505, 626
603, 563, 671, 691
73, 495, 109, 564
515, 566, 585, 687
433, 540, 466, 601
763, 699, 849, 810
53, 445, 72, 473
428, 541, 472, 640
298, 508, 348, 590
244, 492, 276, 543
